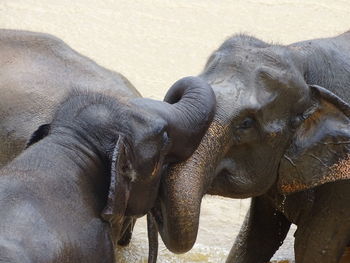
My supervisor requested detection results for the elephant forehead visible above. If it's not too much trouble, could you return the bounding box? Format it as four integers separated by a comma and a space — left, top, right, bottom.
211, 81, 259, 119
212, 80, 245, 100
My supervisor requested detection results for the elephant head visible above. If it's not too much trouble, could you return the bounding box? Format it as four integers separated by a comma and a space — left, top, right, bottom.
28, 76, 216, 245
100, 76, 216, 242
153, 35, 350, 253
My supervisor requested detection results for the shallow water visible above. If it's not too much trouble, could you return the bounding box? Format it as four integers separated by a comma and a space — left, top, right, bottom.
116, 196, 296, 262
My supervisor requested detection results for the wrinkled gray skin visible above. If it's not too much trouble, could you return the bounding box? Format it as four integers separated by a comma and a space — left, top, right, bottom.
154, 31, 350, 263
0, 30, 216, 263
0, 30, 140, 167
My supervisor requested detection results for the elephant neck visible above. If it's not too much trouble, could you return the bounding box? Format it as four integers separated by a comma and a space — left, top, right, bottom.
3, 134, 109, 208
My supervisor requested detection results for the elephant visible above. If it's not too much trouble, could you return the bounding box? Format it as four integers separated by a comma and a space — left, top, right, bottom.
0, 29, 216, 262
151, 31, 350, 263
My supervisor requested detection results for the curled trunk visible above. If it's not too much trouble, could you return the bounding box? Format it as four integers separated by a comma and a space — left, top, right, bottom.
131, 76, 216, 162
156, 118, 230, 253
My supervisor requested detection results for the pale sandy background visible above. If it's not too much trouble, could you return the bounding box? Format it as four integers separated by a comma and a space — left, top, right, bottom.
0, 1, 349, 262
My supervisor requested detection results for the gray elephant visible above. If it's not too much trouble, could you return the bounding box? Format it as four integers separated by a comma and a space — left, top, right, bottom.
151, 31, 350, 263
0, 30, 216, 262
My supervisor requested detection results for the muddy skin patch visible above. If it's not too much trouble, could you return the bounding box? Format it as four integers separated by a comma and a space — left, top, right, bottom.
281, 154, 350, 193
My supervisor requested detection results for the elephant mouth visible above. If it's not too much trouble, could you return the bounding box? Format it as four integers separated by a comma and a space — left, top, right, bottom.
207, 168, 231, 196
117, 217, 136, 247
208, 159, 256, 198
214, 158, 236, 177
210, 159, 236, 188
217, 169, 231, 182
151, 202, 164, 228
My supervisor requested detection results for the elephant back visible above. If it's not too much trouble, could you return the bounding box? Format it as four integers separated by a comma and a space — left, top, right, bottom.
0, 29, 140, 167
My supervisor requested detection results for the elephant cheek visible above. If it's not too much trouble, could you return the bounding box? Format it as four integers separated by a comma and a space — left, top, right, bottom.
125, 178, 160, 217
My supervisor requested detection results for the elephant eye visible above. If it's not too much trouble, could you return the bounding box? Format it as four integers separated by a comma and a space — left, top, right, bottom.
239, 117, 255, 130
162, 131, 169, 143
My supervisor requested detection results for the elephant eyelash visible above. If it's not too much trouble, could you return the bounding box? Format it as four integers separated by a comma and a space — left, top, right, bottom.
237, 117, 256, 130
232, 117, 263, 144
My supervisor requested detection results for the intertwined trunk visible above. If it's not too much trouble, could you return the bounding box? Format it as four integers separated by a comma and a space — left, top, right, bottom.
157, 118, 230, 253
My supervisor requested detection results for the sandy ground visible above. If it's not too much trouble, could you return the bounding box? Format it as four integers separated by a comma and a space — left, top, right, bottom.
0, 1, 349, 262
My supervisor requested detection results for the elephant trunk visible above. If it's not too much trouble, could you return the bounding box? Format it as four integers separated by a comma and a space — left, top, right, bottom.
162, 76, 217, 161
131, 76, 216, 162
156, 119, 230, 253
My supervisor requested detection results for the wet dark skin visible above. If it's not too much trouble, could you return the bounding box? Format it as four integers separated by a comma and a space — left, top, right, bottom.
0, 30, 216, 262
0, 83, 216, 263
154, 31, 350, 263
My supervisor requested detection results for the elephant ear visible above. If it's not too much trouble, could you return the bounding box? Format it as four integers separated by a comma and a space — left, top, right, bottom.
101, 135, 133, 242
26, 124, 51, 148
278, 85, 350, 194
